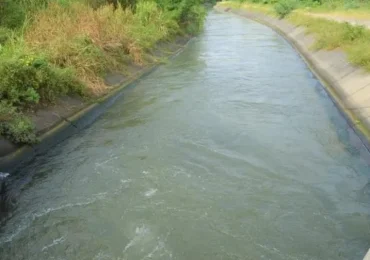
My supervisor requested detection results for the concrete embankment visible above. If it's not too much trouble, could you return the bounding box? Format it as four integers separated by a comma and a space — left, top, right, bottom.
0, 38, 191, 174
215, 5, 370, 151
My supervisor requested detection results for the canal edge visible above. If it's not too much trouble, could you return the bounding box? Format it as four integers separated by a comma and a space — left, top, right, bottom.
0, 38, 193, 174
215, 5, 370, 153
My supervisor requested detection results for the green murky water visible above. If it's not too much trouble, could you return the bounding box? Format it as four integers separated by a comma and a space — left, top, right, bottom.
1, 10, 370, 260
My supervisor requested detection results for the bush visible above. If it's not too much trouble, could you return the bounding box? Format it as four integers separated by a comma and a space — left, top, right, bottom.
184, 4, 206, 34
0, 101, 37, 144
0, 55, 85, 107
274, 0, 297, 18
134, 1, 179, 43
167, 0, 206, 34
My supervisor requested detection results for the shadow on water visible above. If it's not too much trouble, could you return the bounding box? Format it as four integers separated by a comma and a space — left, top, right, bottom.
0, 173, 12, 224
311, 71, 370, 161
308, 69, 370, 200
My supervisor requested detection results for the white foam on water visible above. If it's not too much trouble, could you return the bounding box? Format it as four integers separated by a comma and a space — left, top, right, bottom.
113, 180, 133, 196
41, 236, 66, 252
144, 189, 157, 198
0, 192, 107, 245
141, 241, 166, 259
93, 251, 112, 260
142, 170, 150, 175
122, 225, 151, 254
0, 172, 9, 179
96, 156, 118, 166
33, 192, 107, 220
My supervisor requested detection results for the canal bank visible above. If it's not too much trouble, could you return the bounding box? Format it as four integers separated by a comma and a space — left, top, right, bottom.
215, 4, 370, 153
0, 37, 192, 174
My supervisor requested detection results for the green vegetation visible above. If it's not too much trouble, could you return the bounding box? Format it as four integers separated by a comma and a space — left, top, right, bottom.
288, 14, 370, 70
0, 101, 36, 144
0, 0, 206, 144
225, 0, 370, 15
274, 0, 298, 18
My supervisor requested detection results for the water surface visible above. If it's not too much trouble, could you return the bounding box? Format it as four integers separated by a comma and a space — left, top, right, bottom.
1, 10, 370, 260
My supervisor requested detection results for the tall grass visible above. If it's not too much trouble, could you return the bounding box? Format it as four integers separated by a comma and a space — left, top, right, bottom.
24, 2, 182, 95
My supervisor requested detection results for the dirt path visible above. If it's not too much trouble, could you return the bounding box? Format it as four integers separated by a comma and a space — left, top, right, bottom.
306, 12, 370, 28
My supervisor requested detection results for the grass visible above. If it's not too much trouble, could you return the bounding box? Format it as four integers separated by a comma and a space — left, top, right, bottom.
303, 0, 370, 14
24, 2, 179, 96
288, 13, 370, 70
220, 0, 370, 18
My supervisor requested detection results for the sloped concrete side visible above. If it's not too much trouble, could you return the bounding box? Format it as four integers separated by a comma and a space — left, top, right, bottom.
0, 39, 191, 174
215, 6, 370, 150
0, 65, 156, 173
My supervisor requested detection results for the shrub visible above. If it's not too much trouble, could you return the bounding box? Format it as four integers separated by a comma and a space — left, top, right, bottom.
168, 0, 206, 34
0, 55, 85, 107
274, 0, 297, 18
342, 23, 366, 41
184, 4, 206, 34
133, 1, 179, 44
0, 101, 37, 144
0, 115, 37, 144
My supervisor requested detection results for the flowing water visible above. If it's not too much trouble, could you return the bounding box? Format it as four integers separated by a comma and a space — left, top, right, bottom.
1, 10, 370, 260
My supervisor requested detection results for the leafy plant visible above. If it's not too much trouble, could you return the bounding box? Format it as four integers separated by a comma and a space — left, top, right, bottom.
274, 0, 298, 18
0, 101, 37, 144
0, 55, 85, 107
